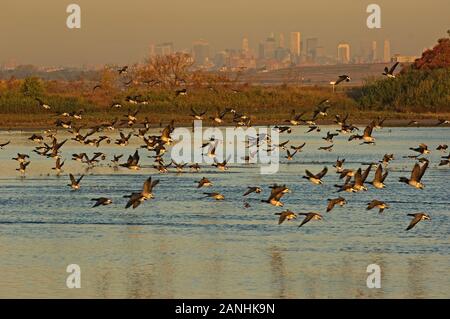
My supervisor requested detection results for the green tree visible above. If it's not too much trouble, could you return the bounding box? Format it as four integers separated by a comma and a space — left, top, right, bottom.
21, 77, 45, 97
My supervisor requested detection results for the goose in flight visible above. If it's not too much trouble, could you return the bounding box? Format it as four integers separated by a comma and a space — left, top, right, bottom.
326, 197, 347, 213
91, 198, 112, 207
261, 184, 290, 207
406, 213, 431, 231
243, 187, 262, 196
370, 164, 388, 189
203, 192, 225, 200
68, 174, 84, 190
197, 177, 212, 188
303, 167, 328, 185
298, 212, 323, 228
367, 200, 390, 214
330, 75, 351, 86
382, 62, 400, 78
124, 177, 160, 209
35, 98, 51, 110
399, 161, 428, 189
275, 210, 297, 225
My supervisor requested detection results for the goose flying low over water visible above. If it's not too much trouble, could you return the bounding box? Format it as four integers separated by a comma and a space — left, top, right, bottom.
399, 161, 428, 189
326, 197, 347, 212
410, 143, 431, 155
0, 141, 11, 149
298, 212, 323, 228
275, 210, 297, 225
261, 185, 290, 207
367, 200, 390, 214
370, 164, 388, 189
303, 167, 328, 185
243, 187, 262, 196
406, 213, 431, 231
124, 177, 160, 209
68, 174, 84, 190
91, 197, 112, 207
203, 192, 225, 200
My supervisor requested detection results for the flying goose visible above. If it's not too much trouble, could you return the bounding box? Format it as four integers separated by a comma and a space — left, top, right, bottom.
124, 177, 160, 209
16, 161, 30, 175
68, 174, 84, 190
35, 98, 51, 109
322, 131, 338, 143
367, 200, 390, 213
175, 88, 187, 96
303, 167, 328, 185
331, 75, 351, 86
275, 210, 297, 225
28, 134, 44, 143
191, 107, 207, 120
285, 149, 298, 161
406, 213, 431, 231
298, 212, 323, 228
326, 197, 347, 212
382, 62, 400, 78
119, 150, 140, 170
243, 187, 262, 196
333, 157, 346, 173
52, 157, 65, 175
261, 185, 290, 207
410, 143, 431, 155
318, 144, 334, 152
436, 144, 448, 152
290, 143, 306, 152
370, 164, 388, 189
91, 198, 112, 207
203, 192, 225, 200
12, 153, 30, 163
399, 161, 428, 189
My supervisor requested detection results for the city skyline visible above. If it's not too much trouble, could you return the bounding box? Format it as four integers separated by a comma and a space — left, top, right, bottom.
1, 0, 449, 66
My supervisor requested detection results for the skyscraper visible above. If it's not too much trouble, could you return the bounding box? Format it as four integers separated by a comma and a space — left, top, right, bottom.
154, 42, 174, 56
306, 38, 319, 61
192, 39, 210, 66
242, 37, 249, 54
371, 41, 377, 62
337, 43, 351, 64
383, 40, 391, 62
278, 33, 285, 49
290, 32, 301, 57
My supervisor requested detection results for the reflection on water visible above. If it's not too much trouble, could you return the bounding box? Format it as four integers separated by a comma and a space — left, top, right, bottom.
0, 126, 449, 298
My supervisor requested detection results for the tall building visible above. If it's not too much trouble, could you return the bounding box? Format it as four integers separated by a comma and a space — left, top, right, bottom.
290, 32, 301, 57
154, 42, 174, 56
242, 37, 249, 54
337, 43, 351, 64
278, 33, 285, 49
192, 39, 210, 66
371, 41, 377, 62
264, 35, 276, 59
306, 38, 319, 61
383, 40, 391, 62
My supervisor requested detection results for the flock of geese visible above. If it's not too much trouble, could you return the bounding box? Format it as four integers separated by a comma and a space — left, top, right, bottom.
1, 64, 449, 232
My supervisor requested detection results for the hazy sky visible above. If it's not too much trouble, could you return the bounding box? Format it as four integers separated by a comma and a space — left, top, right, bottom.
1, 0, 449, 66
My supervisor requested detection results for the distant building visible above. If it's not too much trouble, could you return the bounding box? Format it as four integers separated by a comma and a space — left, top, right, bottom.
337, 43, 351, 64
290, 32, 301, 57
306, 38, 319, 62
392, 54, 419, 63
278, 33, 285, 49
153, 42, 174, 56
242, 37, 249, 54
371, 41, 377, 62
383, 40, 391, 63
263, 35, 277, 59
192, 39, 210, 66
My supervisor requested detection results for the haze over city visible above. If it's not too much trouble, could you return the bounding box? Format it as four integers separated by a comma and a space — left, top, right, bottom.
1, 0, 449, 67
